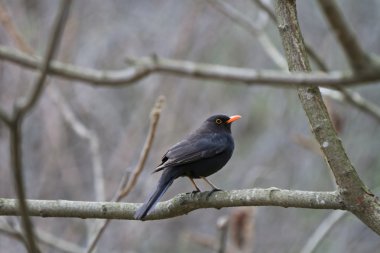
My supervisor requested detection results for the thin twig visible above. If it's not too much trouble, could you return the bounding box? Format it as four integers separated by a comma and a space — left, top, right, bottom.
15, 0, 71, 117
300, 210, 346, 253
8, 1, 72, 252
0, 218, 29, 250
317, 0, 374, 72
49, 88, 105, 201
0, 2, 33, 54
252, 0, 277, 23
85, 96, 165, 253
0, 108, 11, 126
118, 96, 165, 199
207, 0, 287, 69
340, 89, 380, 123
0, 218, 84, 253
217, 216, 229, 253
253, 0, 380, 123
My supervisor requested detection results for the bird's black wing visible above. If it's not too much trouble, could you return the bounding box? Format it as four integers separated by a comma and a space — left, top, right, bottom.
153, 133, 229, 172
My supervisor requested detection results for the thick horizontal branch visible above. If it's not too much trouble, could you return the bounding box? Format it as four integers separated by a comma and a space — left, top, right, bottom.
0, 46, 380, 88
0, 188, 343, 220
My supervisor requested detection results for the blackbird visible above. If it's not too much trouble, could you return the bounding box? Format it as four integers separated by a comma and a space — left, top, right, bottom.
134, 114, 241, 220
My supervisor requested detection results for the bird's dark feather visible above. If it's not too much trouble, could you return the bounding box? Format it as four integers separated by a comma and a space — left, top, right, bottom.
153, 132, 231, 173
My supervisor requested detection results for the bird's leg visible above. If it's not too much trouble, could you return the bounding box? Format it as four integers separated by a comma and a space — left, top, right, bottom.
201, 177, 222, 198
186, 176, 201, 195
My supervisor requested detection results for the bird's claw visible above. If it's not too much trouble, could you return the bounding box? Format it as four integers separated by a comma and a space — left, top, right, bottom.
206, 188, 222, 199
186, 190, 201, 197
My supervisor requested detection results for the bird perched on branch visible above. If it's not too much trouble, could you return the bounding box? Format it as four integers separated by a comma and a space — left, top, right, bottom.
135, 114, 241, 220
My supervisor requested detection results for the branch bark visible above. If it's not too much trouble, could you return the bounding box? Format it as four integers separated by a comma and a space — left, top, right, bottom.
0, 188, 342, 220
275, 0, 380, 235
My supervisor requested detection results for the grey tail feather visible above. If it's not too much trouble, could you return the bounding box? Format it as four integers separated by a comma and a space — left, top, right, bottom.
134, 173, 174, 220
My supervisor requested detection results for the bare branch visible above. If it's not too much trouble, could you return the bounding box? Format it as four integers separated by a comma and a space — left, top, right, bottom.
0, 189, 343, 220
252, 0, 328, 71
0, 108, 11, 126
0, 218, 29, 250
126, 56, 380, 87
275, 0, 380, 235
207, 0, 287, 69
236, 0, 380, 124
118, 96, 165, 199
85, 96, 165, 253
1, 45, 380, 88
252, 0, 277, 23
0, 2, 33, 54
322, 88, 380, 123
216, 216, 229, 253
0, 218, 84, 253
34, 228, 84, 253
15, 0, 71, 117
300, 210, 346, 253
0, 45, 151, 85
317, 0, 375, 72
49, 88, 105, 201
8, 1, 72, 252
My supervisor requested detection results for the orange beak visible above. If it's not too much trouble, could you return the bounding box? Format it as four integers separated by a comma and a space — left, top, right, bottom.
226, 115, 241, 124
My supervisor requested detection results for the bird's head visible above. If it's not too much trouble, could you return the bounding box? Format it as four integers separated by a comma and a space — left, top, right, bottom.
203, 114, 241, 133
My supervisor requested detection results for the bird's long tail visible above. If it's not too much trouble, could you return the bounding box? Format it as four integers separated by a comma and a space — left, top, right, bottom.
134, 170, 175, 220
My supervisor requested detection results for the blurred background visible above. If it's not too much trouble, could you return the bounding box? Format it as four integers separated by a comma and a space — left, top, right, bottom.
0, 0, 380, 252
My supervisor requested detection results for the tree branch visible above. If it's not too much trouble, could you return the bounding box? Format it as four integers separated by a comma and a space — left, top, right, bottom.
317, 0, 376, 72
118, 96, 165, 199
207, 0, 288, 69
7, 1, 72, 252
252, 0, 380, 124
85, 96, 165, 253
275, 0, 380, 235
0, 188, 343, 220
300, 210, 346, 253
1, 45, 380, 88
15, 0, 71, 117
0, 218, 84, 253
50, 88, 105, 201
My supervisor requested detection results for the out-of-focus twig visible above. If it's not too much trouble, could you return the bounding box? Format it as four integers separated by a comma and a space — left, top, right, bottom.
0, 218, 85, 253
15, 0, 71, 118
0, 2, 33, 54
317, 0, 375, 73
85, 96, 165, 253
252, 0, 328, 72
217, 216, 229, 253
118, 96, 165, 199
0, 218, 29, 249
300, 210, 346, 253
253, 0, 380, 124
49, 88, 105, 201
0, 109, 10, 126
8, 1, 72, 252
207, 0, 287, 69
186, 233, 219, 251
230, 207, 255, 253
252, 0, 276, 23
322, 88, 380, 123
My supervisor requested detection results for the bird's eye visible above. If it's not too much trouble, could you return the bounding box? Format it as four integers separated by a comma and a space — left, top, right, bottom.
215, 118, 223, 124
